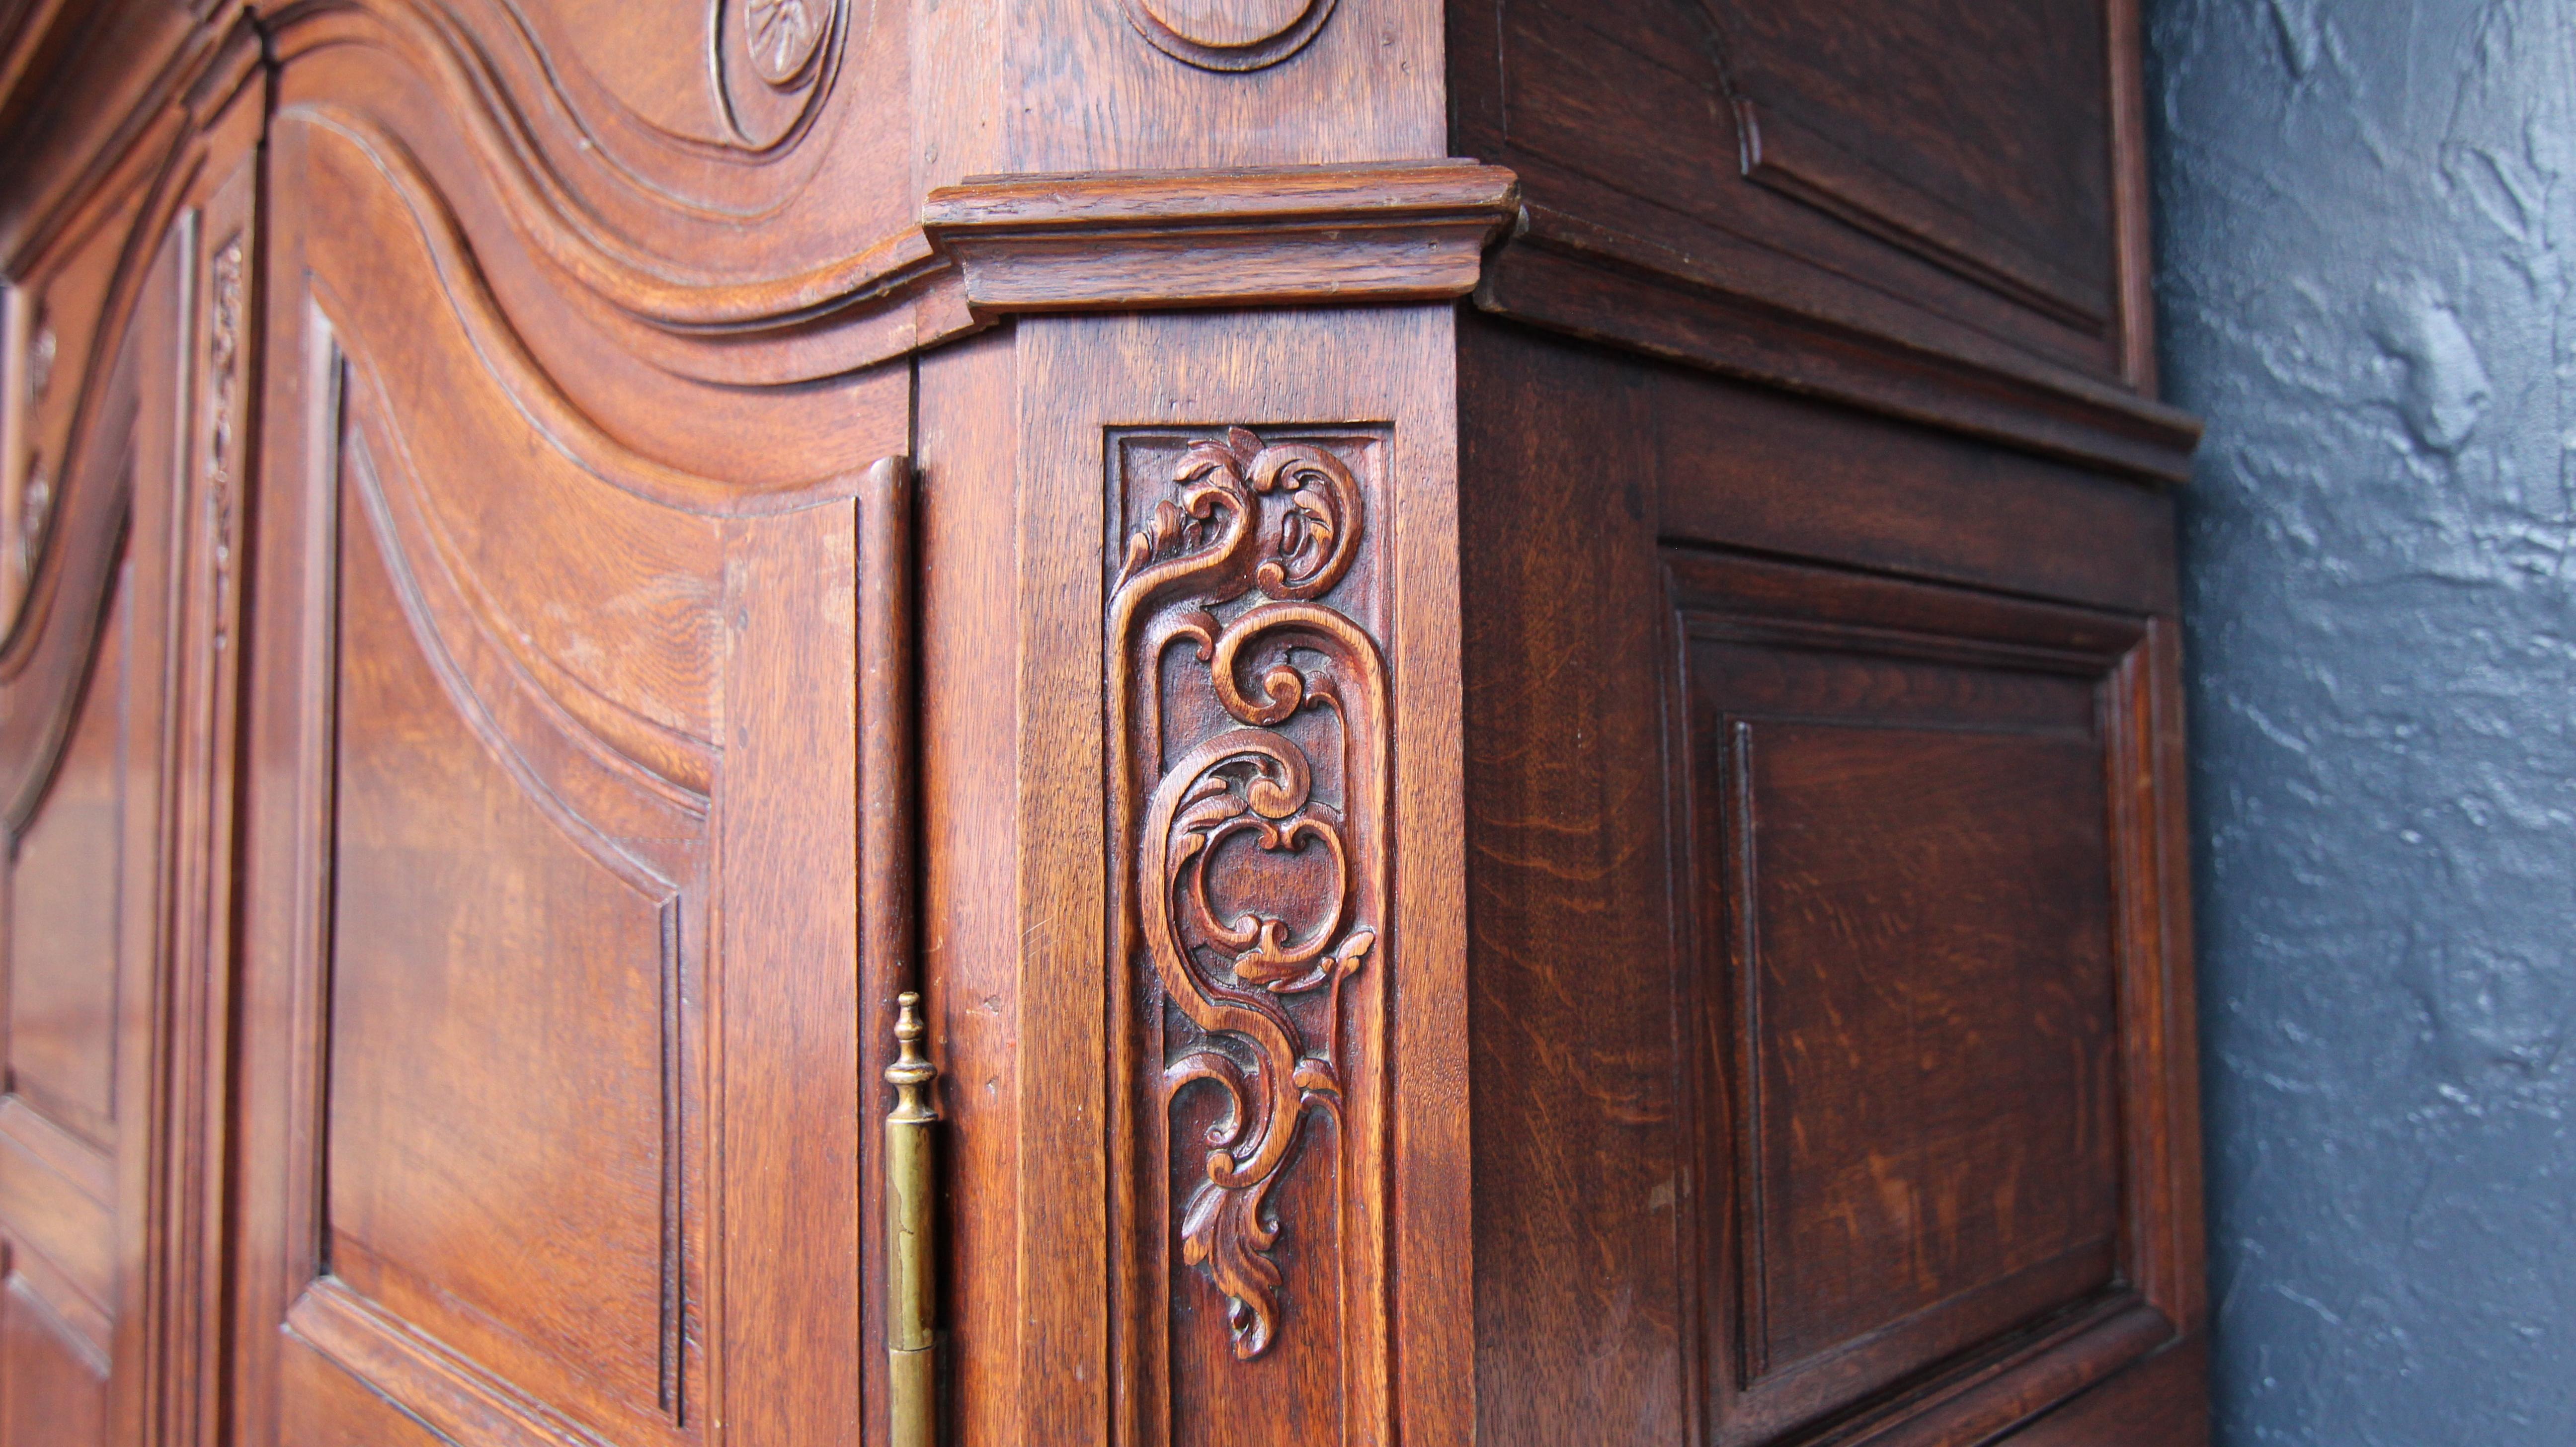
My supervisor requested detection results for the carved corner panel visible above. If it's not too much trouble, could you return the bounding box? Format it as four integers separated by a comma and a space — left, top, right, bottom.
1109, 424, 1393, 1443
1667, 547, 2187, 1445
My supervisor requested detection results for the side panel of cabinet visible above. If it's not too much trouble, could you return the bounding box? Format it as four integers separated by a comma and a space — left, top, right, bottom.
1449, 0, 2190, 484
1457, 315, 2204, 1447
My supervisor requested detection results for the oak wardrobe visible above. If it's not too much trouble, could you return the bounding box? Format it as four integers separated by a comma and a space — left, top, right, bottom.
0, 0, 2206, 1445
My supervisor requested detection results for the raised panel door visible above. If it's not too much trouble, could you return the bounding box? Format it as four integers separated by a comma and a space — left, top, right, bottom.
229, 88, 884, 1447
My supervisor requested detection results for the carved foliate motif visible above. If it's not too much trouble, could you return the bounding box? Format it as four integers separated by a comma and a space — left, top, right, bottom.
1121, 0, 1339, 73
207, 239, 244, 646
1110, 426, 1387, 1361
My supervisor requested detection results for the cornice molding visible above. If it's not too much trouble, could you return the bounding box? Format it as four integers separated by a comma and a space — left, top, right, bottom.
922, 160, 1523, 317
1480, 206, 2205, 485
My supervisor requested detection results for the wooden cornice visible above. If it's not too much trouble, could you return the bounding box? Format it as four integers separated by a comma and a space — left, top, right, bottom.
921, 160, 1523, 317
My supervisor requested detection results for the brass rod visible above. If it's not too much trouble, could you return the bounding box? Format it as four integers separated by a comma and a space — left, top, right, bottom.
886, 994, 939, 1447
860, 456, 935, 1446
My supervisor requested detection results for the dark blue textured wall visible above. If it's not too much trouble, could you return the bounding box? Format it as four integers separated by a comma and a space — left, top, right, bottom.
2148, 1, 2576, 1442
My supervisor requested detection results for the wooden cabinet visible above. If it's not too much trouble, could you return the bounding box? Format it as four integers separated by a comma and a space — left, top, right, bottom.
0, 2, 2205, 1445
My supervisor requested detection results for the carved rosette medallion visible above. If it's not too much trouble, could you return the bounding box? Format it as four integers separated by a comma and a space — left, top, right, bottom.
1121, 0, 1339, 72
717, 0, 841, 146
1110, 426, 1387, 1362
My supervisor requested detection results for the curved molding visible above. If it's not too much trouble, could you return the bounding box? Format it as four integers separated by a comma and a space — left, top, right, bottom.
267, 0, 930, 357
343, 411, 706, 894
302, 108, 869, 514
346, 357, 718, 805
0, 161, 169, 834
923, 160, 1522, 316
1121, 0, 1338, 72
0, 384, 130, 835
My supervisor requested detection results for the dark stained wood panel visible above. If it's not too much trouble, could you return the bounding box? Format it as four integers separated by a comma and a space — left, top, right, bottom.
1455, 0, 2188, 481
1679, 568, 2136, 1441
1708, 0, 2114, 326
1725, 722, 2119, 1375
1485, 0, 2118, 342
1675, 548, 2169, 1445
1461, 316, 2202, 1447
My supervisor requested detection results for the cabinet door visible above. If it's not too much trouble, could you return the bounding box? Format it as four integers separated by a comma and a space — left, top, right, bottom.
228, 88, 876, 1447
0, 201, 150, 1447
0, 77, 258, 1447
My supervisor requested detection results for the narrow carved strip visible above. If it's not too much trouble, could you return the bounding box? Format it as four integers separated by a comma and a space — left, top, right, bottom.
206, 239, 243, 648
1109, 426, 1386, 1361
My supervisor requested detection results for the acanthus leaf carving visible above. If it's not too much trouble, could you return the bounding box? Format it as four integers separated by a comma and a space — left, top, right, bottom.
1110, 425, 1387, 1363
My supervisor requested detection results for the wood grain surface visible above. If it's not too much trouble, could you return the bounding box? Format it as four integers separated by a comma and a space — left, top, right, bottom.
0, 2, 2206, 1445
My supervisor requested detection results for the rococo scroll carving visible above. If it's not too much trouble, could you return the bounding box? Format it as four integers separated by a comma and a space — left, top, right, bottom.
1121, 0, 1339, 73
1110, 426, 1386, 1362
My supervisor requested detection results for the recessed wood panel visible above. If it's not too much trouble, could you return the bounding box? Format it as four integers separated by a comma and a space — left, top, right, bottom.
324, 447, 685, 1423
7, 566, 126, 1145
1723, 722, 2119, 1376
1461, 314, 2201, 1447
1676, 550, 2151, 1443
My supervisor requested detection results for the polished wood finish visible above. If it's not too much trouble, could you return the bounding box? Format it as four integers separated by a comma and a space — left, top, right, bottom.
0, 1, 2205, 1445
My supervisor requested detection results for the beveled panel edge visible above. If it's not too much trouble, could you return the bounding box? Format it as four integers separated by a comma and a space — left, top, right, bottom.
1478, 208, 2204, 485
0, 1111, 113, 1309
923, 161, 1521, 317
285, 1279, 626, 1447
6, 1245, 114, 1370
1818, 1297, 2172, 1447
0, 1094, 109, 1204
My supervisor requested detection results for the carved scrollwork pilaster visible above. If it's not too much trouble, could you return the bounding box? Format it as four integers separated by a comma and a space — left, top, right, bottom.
1109, 425, 1387, 1363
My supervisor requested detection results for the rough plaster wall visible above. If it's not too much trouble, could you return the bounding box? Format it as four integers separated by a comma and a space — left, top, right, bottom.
2148, 1, 2576, 1441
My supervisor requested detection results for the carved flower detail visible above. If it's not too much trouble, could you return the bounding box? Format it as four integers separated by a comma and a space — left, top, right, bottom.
742, 0, 824, 87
